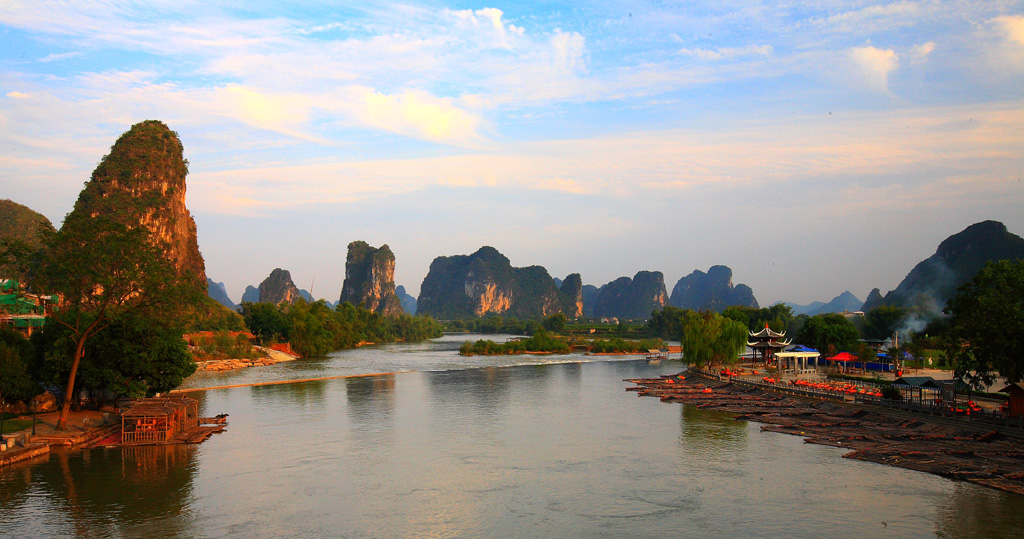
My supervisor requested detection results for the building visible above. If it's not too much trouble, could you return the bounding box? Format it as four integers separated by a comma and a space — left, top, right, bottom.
0, 279, 56, 336
121, 395, 199, 445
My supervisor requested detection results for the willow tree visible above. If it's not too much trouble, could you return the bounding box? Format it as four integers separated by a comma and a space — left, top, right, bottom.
680, 310, 749, 370
32, 215, 197, 429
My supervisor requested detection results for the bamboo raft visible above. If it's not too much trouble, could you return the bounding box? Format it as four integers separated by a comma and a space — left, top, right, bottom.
626, 374, 1024, 495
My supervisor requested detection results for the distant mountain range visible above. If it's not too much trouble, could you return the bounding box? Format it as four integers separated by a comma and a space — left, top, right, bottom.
782, 291, 862, 316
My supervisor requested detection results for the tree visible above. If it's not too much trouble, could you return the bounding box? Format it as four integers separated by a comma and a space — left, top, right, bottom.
863, 305, 907, 340
542, 312, 568, 334
944, 259, 1024, 388
30, 215, 198, 429
796, 313, 860, 356
680, 310, 748, 370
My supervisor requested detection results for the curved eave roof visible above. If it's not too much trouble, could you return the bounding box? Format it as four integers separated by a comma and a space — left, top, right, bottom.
749, 327, 786, 339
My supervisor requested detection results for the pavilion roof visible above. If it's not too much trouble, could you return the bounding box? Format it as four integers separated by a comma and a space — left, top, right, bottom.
749, 325, 786, 339
122, 395, 197, 417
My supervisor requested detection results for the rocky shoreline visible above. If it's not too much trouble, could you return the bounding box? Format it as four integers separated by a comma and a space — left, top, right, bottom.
195, 346, 300, 371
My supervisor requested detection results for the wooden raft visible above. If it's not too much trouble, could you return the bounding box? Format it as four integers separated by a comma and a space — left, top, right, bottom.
625, 374, 1024, 496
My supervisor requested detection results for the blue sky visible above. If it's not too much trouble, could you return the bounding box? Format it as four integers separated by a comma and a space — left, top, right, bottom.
2, 1, 1023, 306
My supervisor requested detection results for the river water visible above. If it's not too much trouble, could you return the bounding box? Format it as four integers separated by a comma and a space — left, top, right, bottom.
2, 335, 1023, 538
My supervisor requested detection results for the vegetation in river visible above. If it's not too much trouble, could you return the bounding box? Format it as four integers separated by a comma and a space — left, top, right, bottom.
241, 299, 443, 357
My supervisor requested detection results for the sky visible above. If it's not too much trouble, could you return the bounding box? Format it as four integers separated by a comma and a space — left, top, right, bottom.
2, 1, 1023, 307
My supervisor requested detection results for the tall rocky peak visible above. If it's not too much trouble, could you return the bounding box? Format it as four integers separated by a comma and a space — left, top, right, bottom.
65, 120, 206, 287
259, 268, 302, 305
593, 271, 668, 320
0, 199, 54, 278
338, 241, 403, 316
670, 265, 758, 312
873, 220, 1024, 314
559, 273, 584, 318
861, 288, 884, 312
416, 246, 578, 319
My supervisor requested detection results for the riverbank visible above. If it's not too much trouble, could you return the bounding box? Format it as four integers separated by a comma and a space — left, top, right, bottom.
194, 346, 300, 371
626, 373, 1024, 496
0, 409, 118, 468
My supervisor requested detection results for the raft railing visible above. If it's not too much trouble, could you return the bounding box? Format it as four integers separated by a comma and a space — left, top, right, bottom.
693, 369, 1024, 431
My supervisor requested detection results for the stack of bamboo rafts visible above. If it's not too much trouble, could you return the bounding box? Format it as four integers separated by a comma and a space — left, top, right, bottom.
625, 373, 1024, 495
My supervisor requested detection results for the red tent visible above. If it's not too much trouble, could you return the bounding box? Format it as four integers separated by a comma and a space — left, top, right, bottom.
826, 352, 857, 362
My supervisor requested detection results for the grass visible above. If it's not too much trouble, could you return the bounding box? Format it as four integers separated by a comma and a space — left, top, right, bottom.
1, 419, 33, 435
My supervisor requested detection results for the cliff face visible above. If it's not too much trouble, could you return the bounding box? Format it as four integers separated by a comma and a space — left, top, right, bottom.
338, 241, 403, 316
559, 273, 584, 318
873, 220, 1024, 314
593, 271, 668, 320
258, 268, 302, 305
416, 246, 578, 319
670, 265, 758, 312
65, 120, 206, 288
0, 199, 54, 278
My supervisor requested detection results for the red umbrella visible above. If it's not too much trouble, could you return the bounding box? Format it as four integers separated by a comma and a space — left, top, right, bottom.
826, 352, 857, 362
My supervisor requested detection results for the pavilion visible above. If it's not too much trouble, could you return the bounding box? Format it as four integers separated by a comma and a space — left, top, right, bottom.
746, 324, 791, 365
776, 344, 820, 374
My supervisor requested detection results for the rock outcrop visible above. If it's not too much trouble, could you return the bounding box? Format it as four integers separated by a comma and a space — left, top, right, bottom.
338, 241, 403, 316
396, 285, 417, 315
258, 268, 302, 305
869, 220, 1024, 315
559, 273, 584, 318
0, 199, 54, 278
207, 278, 238, 311
670, 265, 758, 312
592, 271, 668, 320
861, 288, 885, 312
416, 246, 579, 319
65, 120, 206, 287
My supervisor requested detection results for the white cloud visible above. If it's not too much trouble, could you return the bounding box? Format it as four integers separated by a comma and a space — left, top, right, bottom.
678, 44, 773, 61
908, 41, 935, 63
849, 46, 900, 93
993, 15, 1024, 47
345, 87, 482, 145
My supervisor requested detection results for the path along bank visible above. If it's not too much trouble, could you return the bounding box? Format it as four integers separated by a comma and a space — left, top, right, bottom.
626, 371, 1024, 496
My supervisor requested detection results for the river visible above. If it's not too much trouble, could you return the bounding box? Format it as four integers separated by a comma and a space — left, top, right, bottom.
2, 335, 1023, 538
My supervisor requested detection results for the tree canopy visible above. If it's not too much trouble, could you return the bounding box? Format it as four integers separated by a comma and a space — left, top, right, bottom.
944, 259, 1024, 388
680, 310, 748, 369
29, 215, 200, 428
795, 313, 860, 356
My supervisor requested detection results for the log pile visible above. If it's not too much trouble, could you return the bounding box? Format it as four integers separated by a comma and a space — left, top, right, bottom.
626, 373, 1024, 495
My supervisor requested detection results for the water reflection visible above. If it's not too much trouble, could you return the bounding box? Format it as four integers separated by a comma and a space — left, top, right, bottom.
249, 378, 328, 409
345, 374, 396, 428
678, 404, 748, 455
935, 483, 1024, 538
0, 445, 198, 538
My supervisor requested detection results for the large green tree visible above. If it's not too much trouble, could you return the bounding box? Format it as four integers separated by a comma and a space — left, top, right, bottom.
680, 310, 748, 370
796, 313, 860, 356
30, 215, 198, 429
944, 259, 1024, 388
